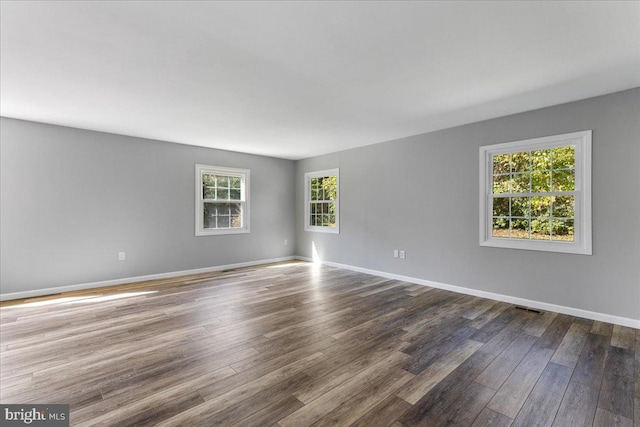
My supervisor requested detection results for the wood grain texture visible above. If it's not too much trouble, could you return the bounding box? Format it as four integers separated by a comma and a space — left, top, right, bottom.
571, 333, 610, 389
475, 333, 537, 391
553, 381, 599, 427
471, 407, 513, 427
396, 338, 483, 404
1, 261, 638, 426
511, 362, 570, 427
486, 346, 554, 418
612, 325, 637, 350
550, 322, 591, 368
594, 407, 633, 427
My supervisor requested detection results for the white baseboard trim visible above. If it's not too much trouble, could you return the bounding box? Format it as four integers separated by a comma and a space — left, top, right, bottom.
296, 256, 640, 329
0, 256, 297, 301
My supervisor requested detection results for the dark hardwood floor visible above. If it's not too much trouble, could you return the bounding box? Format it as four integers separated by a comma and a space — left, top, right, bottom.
1, 261, 638, 426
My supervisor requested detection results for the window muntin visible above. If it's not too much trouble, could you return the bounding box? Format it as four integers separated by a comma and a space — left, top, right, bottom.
480, 131, 591, 254
491, 146, 575, 241
196, 165, 249, 236
305, 169, 339, 233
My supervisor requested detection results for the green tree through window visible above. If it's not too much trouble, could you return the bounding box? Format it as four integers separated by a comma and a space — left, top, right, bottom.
480, 130, 592, 255
492, 145, 575, 241
305, 169, 339, 233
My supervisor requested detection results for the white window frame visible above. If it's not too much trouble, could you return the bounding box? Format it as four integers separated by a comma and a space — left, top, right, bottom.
479, 131, 592, 255
305, 168, 340, 234
195, 164, 250, 236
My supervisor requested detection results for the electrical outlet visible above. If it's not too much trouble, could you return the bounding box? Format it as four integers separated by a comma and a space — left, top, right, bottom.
118, 252, 126, 261
393, 249, 399, 258
399, 250, 406, 259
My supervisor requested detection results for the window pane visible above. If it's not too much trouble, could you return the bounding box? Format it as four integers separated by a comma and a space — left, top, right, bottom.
493, 197, 509, 217
492, 217, 509, 238
511, 172, 530, 193
217, 189, 229, 200
203, 202, 216, 229
531, 149, 551, 170
552, 219, 574, 241
230, 203, 242, 215
229, 189, 241, 200
493, 154, 510, 175
326, 188, 337, 201
492, 174, 510, 194
217, 216, 230, 228
552, 196, 574, 218
204, 216, 214, 229
323, 176, 337, 200
531, 196, 550, 217
511, 197, 530, 217
531, 217, 550, 240
552, 146, 575, 170
511, 151, 530, 172
510, 218, 530, 239
531, 171, 550, 192
216, 176, 229, 187
552, 169, 575, 191
230, 176, 241, 189
203, 186, 216, 199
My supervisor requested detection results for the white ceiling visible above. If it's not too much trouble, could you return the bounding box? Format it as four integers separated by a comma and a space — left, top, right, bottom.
1, 1, 639, 160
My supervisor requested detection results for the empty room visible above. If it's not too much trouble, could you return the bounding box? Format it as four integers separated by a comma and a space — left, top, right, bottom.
1, 1, 639, 426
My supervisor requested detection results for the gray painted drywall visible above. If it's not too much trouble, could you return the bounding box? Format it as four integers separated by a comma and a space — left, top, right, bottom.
296, 88, 640, 321
1, 118, 296, 294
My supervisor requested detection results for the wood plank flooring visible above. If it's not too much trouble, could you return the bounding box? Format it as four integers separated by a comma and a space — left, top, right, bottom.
1, 261, 638, 426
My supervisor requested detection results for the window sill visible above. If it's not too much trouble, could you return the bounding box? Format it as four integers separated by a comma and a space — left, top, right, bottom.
305, 226, 339, 234
480, 238, 591, 255
196, 228, 250, 236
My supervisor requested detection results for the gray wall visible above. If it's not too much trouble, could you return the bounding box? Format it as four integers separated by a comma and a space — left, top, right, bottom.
296, 88, 640, 321
1, 118, 296, 295
2, 90, 638, 321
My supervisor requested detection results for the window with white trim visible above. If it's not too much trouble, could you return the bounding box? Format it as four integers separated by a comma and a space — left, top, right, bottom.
196, 164, 249, 236
479, 131, 591, 254
305, 169, 339, 233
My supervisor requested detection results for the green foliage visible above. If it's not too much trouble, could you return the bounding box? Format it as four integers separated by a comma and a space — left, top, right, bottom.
202, 173, 244, 229
491, 145, 575, 241
310, 176, 337, 201
309, 175, 338, 227
203, 174, 242, 201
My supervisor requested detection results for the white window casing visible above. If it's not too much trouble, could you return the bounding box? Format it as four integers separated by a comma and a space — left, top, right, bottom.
305, 168, 339, 234
196, 164, 250, 236
479, 131, 592, 254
